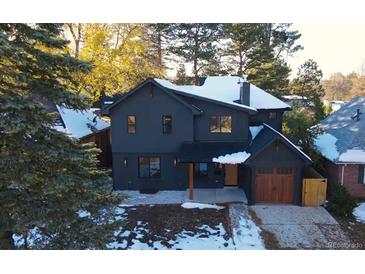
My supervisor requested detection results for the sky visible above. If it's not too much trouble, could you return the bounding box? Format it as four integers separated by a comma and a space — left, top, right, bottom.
288, 23, 365, 79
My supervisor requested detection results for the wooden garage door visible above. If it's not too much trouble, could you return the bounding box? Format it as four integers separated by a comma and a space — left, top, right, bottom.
255, 167, 295, 204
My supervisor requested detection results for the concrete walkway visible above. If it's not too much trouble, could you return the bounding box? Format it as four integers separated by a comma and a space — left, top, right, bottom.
251, 205, 352, 249
115, 187, 247, 205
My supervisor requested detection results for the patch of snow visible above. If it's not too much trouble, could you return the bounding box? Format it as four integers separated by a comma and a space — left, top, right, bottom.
249, 125, 264, 141
282, 94, 308, 100
77, 210, 91, 218
315, 133, 340, 161
55, 106, 110, 139
338, 149, 365, 163
155, 76, 289, 111
106, 239, 128, 249
353, 203, 365, 223
212, 151, 251, 164
181, 202, 224, 210
232, 216, 265, 250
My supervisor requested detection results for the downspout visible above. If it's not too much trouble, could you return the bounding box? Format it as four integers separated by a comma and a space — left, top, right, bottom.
341, 165, 345, 186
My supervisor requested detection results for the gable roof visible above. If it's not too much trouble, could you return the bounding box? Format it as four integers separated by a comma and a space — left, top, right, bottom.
155, 76, 291, 110
315, 96, 365, 163
246, 123, 312, 163
54, 106, 110, 139
103, 79, 202, 115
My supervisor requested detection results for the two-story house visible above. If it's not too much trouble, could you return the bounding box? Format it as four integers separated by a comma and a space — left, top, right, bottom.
104, 76, 312, 205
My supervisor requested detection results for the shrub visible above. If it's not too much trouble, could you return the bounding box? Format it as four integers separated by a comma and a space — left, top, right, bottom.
326, 183, 357, 217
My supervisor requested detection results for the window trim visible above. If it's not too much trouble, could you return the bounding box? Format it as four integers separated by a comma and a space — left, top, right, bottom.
127, 115, 136, 134
162, 115, 172, 134
138, 156, 161, 179
209, 115, 232, 133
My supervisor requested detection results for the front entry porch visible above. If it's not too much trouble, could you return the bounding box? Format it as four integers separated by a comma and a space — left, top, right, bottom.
185, 187, 247, 204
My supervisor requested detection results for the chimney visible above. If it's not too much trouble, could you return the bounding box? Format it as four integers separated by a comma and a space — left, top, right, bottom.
239, 76, 250, 106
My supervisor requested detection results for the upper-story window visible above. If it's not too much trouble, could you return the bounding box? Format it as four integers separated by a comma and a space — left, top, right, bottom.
269, 112, 277, 119
209, 116, 232, 133
127, 115, 136, 133
162, 115, 172, 134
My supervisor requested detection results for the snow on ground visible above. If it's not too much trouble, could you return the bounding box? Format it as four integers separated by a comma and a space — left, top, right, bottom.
212, 151, 251, 164
249, 125, 263, 141
232, 216, 265, 250
353, 203, 365, 223
114, 190, 186, 205
181, 202, 224, 210
55, 106, 110, 139
315, 133, 340, 161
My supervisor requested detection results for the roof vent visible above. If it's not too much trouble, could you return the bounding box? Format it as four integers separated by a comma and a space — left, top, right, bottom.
351, 108, 362, 121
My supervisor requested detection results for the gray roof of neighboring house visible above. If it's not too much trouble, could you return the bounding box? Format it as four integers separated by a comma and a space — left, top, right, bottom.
315, 96, 365, 163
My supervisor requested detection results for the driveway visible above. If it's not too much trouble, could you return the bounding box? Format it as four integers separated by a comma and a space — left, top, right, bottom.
250, 205, 353, 249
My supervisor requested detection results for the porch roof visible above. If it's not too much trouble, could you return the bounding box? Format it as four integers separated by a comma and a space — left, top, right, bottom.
178, 141, 249, 163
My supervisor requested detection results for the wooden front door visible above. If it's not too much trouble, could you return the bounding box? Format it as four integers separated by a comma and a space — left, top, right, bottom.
255, 167, 295, 204
225, 164, 238, 186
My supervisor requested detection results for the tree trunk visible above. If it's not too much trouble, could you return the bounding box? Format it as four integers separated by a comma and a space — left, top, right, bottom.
157, 31, 162, 68
0, 231, 14, 250
193, 30, 199, 85
238, 46, 243, 77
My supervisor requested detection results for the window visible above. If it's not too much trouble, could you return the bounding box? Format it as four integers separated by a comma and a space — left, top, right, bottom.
138, 157, 161, 178
195, 163, 208, 176
358, 165, 365, 184
209, 116, 232, 133
162, 115, 172, 134
127, 115, 136, 133
277, 167, 293, 175
269, 112, 277, 119
257, 167, 273, 174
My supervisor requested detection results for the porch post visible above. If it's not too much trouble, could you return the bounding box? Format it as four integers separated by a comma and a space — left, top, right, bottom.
188, 163, 194, 200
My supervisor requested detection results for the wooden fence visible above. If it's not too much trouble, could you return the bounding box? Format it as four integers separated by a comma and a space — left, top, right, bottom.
302, 178, 327, 207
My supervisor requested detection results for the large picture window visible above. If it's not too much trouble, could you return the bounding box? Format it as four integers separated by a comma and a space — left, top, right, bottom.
139, 157, 161, 178
162, 115, 172, 134
209, 116, 232, 133
127, 115, 136, 133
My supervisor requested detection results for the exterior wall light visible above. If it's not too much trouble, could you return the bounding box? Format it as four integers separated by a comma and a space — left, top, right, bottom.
124, 158, 128, 167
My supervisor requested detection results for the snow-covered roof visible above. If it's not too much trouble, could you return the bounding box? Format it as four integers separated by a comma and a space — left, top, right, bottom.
315, 96, 365, 163
155, 76, 290, 111
249, 125, 264, 141
212, 151, 251, 164
54, 106, 110, 139
282, 95, 308, 100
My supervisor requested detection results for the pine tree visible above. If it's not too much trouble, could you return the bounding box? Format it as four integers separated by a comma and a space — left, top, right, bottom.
291, 59, 326, 122
169, 23, 224, 85
223, 23, 261, 77
0, 23, 121, 249
245, 23, 302, 96
174, 63, 190, 85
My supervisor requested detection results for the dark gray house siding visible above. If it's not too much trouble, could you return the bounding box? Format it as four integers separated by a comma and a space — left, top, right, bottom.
175, 95, 250, 142
249, 110, 284, 131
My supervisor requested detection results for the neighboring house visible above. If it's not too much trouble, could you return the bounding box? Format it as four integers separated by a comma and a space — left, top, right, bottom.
315, 96, 365, 197
43, 101, 112, 167
104, 76, 312, 205
282, 94, 309, 107
323, 100, 348, 112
